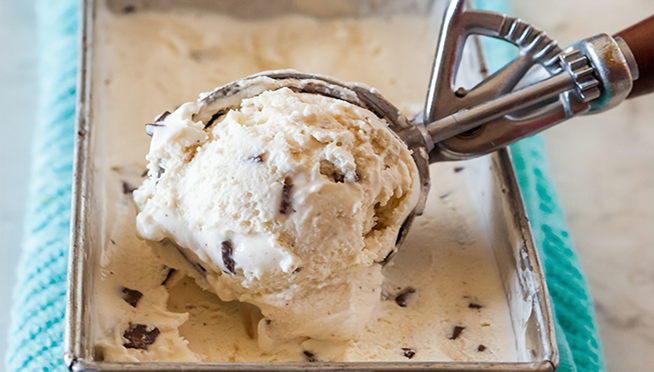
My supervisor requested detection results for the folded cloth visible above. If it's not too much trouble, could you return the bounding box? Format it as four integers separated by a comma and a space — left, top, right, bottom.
4, 0, 605, 371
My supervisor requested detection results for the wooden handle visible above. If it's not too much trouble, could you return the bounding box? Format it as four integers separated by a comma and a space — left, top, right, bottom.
614, 15, 654, 98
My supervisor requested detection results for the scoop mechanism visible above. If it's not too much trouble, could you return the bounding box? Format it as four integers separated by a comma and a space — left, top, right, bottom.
159, 0, 648, 263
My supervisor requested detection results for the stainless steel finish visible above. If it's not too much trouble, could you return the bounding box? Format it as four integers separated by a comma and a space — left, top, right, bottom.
66, 0, 558, 371
559, 50, 601, 102
572, 33, 639, 113
417, 0, 639, 162
423, 0, 562, 126
426, 72, 576, 144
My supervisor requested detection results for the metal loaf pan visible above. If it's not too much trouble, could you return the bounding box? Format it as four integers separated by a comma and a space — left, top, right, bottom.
65, 0, 558, 370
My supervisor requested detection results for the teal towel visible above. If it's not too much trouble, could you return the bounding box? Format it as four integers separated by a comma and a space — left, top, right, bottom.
5, 1, 605, 371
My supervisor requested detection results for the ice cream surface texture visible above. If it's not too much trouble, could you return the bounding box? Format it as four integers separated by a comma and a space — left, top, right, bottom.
133, 85, 420, 349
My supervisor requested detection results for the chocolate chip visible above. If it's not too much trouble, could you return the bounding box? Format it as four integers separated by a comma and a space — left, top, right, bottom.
469, 303, 483, 309
477, 344, 486, 352
395, 288, 416, 307
448, 326, 465, 340
332, 172, 345, 183
154, 111, 171, 123
279, 179, 294, 214
121, 287, 143, 307
122, 5, 136, 14
303, 350, 317, 362
454, 166, 464, 173
319, 160, 346, 183
123, 324, 160, 350
161, 268, 176, 286
402, 348, 416, 359
145, 123, 164, 137
144, 111, 172, 136
205, 108, 230, 129
221, 240, 235, 275
246, 155, 264, 163
121, 181, 137, 195
265, 318, 272, 325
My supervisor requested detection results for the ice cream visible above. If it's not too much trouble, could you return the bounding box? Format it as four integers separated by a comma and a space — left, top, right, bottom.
91, 2, 519, 363
133, 83, 421, 350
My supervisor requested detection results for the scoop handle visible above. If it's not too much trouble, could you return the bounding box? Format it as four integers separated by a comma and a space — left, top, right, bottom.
614, 15, 654, 98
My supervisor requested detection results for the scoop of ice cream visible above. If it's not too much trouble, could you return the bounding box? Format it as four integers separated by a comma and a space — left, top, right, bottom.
134, 86, 420, 349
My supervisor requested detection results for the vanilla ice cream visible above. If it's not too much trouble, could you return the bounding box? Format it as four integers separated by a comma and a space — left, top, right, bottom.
91, 3, 519, 363
133, 84, 420, 349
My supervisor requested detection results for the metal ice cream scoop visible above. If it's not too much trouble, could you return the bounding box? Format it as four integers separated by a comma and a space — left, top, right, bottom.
192, 0, 653, 262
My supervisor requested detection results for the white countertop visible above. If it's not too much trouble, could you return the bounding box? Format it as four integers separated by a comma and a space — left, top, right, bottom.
0, 1, 651, 370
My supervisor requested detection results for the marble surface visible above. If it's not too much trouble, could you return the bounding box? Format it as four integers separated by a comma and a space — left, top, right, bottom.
0, 1, 652, 370
513, 2, 654, 372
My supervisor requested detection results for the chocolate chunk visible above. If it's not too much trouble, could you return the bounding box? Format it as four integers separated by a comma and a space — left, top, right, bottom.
394, 287, 416, 307
303, 350, 317, 362
205, 108, 230, 129
469, 303, 483, 309
279, 179, 294, 214
123, 324, 160, 350
145, 111, 172, 136
477, 344, 486, 352
454, 166, 464, 173
221, 240, 236, 275
331, 172, 345, 183
154, 111, 171, 123
161, 268, 176, 286
246, 155, 264, 163
145, 123, 164, 137
121, 287, 143, 307
402, 348, 416, 359
122, 5, 136, 14
121, 181, 137, 195
448, 326, 465, 340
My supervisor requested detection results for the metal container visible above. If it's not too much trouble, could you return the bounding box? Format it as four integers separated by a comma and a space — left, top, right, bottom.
66, 0, 559, 370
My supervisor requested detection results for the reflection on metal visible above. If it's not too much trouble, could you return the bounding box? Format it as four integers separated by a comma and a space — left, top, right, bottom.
421, 0, 638, 162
